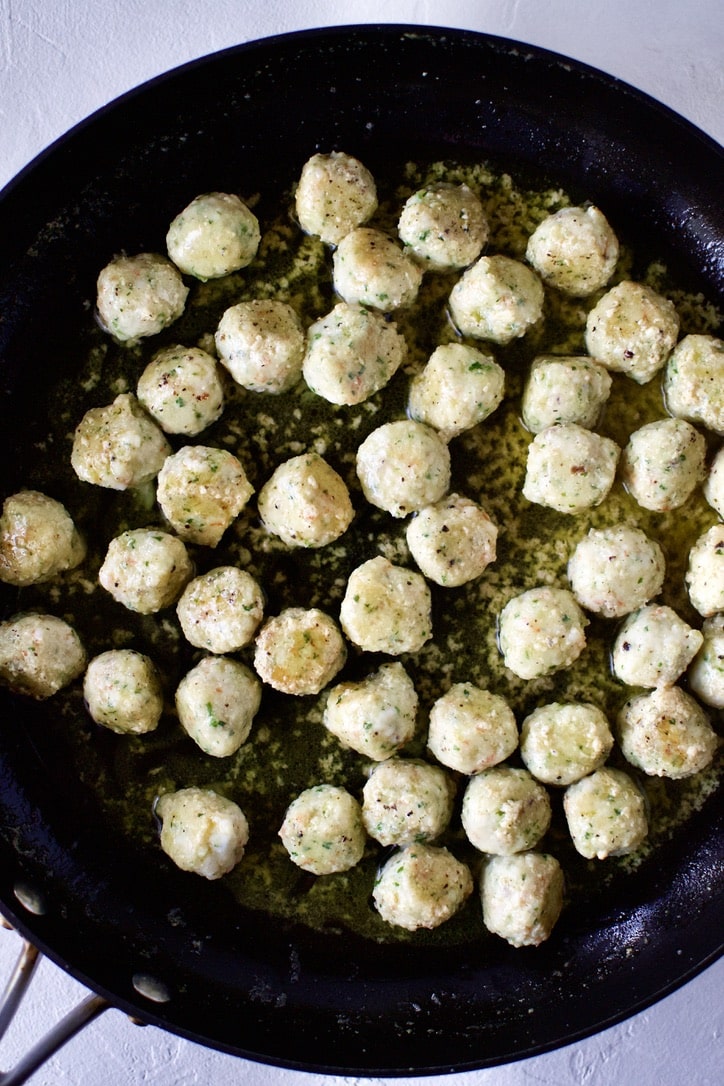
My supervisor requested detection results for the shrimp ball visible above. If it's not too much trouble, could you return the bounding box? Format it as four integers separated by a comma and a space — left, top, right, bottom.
257, 453, 354, 548
166, 192, 260, 280
563, 767, 648, 859
0, 612, 86, 699
253, 607, 346, 695
302, 302, 406, 406
449, 254, 544, 345
362, 758, 455, 846
0, 490, 85, 587
663, 334, 724, 435
156, 787, 249, 880
461, 767, 552, 855
323, 662, 418, 761
71, 393, 171, 491
686, 523, 724, 617
426, 682, 518, 775
98, 528, 193, 614
519, 702, 614, 786
617, 685, 718, 779
175, 656, 261, 758
136, 345, 224, 436
703, 446, 724, 517
521, 355, 612, 433
522, 423, 620, 514
295, 151, 378, 245
611, 604, 703, 688
176, 566, 264, 653
215, 299, 305, 394
526, 205, 619, 296
584, 280, 680, 384
621, 418, 706, 511
156, 445, 254, 547
373, 844, 473, 931
96, 252, 188, 343
355, 420, 450, 519
481, 852, 564, 948
83, 649, 163, 735
332, 227, 423, 311
397, 182, 488, 270
278, 784, 366, 875
339, 556, 432, 655
498, 586, 588, 680
407, 343, 505, 440
688, 614, 724, 709
567, 526, 665, 619
406, 493, 498, 587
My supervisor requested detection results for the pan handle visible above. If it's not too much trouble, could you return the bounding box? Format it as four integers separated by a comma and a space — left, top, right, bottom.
0, 924, 110, 1086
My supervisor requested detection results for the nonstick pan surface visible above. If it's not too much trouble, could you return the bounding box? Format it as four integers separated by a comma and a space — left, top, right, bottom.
0, 25, 722, 1076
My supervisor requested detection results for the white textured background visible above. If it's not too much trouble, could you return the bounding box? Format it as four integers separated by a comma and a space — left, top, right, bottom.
0, 2, 722, 1084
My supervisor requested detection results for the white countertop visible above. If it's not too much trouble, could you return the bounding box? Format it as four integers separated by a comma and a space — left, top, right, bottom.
0, 2, 722, 1084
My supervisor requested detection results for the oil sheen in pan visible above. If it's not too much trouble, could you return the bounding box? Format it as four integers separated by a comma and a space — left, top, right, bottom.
12, 156, 722, 947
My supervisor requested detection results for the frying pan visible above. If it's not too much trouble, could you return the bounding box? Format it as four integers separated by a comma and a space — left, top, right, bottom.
0, 25, 721, 1076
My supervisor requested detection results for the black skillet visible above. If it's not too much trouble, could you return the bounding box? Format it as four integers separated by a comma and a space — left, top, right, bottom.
0, 25, 722, 1076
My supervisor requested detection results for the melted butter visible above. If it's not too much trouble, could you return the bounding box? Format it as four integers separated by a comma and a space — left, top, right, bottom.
12, 160, 723, 946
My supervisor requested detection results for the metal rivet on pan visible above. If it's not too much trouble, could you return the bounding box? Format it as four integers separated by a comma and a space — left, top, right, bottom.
132, 973, 171, 1004
13, 881, 48, 916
